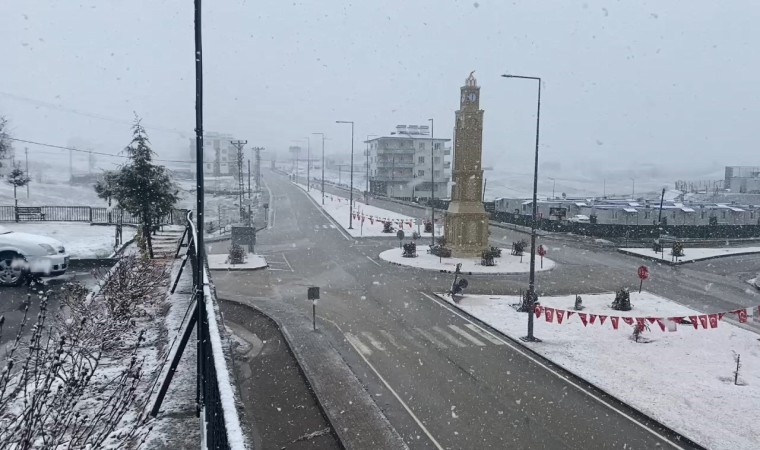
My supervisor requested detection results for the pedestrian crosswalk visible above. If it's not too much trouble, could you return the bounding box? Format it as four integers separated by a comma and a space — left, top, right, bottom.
345, 323, 504, 356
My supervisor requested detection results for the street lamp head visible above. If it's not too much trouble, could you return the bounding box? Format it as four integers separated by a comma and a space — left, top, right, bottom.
336, 120, 353, 124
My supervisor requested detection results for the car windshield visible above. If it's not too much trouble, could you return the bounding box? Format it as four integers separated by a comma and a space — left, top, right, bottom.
3, 2, 760, 450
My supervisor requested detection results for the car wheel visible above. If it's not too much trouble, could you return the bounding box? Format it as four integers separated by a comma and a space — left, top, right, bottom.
0, 252, 27, 287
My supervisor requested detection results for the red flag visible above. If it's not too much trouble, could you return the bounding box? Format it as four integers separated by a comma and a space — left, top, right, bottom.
647, 317, 657, 324
688, 316, 700, 329
579, 313, 588, 327
708, 314, 719, 329
599, 315, 607, 325
544, 307, 554, 323
635, 318, 646, 328
610, 317, 619, 330
718, 313, 725, 320
670, 317, 684, 324
698, 315, 709, 329
556, 310, 566, 324
622, 317, 634, 326
407, 221, 412, 227
534, 305, 542, 318
589, 314, 598, 325
736, 309, 748, 323
655, 318, 666, 332
566, 311, 575, 320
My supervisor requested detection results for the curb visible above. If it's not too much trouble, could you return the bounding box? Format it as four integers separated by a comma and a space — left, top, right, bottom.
431, 292, 706, 450
208, 265, 268, 272
616, 248, 760, 266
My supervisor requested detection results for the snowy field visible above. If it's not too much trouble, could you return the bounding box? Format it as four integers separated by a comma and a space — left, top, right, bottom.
0, 222, 134, 258
295, 183, 441, 238
0, 180, 107, 207
379, 247, 554, 274
620, 246, 760, 263
441, 291, 760, 450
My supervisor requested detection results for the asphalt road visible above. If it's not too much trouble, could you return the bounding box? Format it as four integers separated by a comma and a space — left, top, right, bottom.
209, 170, 728, 449
0, 260, 110, 347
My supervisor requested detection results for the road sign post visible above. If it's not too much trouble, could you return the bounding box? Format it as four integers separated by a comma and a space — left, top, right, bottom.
308, 287, 320, 330
397, 230, 405, 248
637, 265, 649, 293
537, 245, 546, 268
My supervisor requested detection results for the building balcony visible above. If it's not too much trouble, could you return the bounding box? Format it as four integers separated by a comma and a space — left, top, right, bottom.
376, 160, 414, 168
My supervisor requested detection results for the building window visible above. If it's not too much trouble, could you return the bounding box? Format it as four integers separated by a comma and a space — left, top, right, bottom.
722, 211, 727, 219
418, 156, 425, 164
418, 170, 425, 176
434, 170, 441, 178
644, 211, 650, 219
434, 143, 442, 150
434, 156, 441, 164
418, 142, 425, 150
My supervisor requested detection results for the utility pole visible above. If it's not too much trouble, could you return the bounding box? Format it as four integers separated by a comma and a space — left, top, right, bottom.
251, 147, 265, 192
312, 133, 326, 205
230, 140, 248, 223
247, 159, 251, 198
429, 118, 435, 246
25, 147, 29, 198
304, 137, 311, 191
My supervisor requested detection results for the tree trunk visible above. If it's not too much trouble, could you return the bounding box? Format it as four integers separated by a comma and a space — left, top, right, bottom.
143, 213, 154, 259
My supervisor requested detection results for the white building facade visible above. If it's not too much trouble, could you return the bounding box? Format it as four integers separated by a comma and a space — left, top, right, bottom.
366, 125, 451, 201
188, 132, 239, 177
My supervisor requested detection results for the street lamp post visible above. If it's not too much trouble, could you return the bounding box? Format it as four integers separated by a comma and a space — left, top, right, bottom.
429, 118, 435, 246
336, 120, 355, 229
312, 133, 326, 205
502, 73, 542, 342
305, 136, 311, 191
549, 177, 556, 199
631, 177, 635, 199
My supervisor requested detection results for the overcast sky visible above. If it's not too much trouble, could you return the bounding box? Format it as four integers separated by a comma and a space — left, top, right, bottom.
2, 0, 759, 195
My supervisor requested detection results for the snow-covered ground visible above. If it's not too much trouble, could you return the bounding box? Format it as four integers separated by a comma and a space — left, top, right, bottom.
207, 253, 267, 270
379, 247, 554, 274
620, 246, 760, 263
441, 291, 760, 450
0, 179, 108, 207
0, 222, 135, 258
295, 183, 441, 238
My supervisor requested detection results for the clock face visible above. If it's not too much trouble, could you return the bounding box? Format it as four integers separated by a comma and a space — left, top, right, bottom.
467, 92, 477, 102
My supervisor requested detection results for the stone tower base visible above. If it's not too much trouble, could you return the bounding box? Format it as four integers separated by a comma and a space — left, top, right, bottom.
443, 211, 489, 258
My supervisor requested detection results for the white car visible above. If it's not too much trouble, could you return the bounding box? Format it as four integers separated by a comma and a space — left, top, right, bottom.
0, 225, 70, 287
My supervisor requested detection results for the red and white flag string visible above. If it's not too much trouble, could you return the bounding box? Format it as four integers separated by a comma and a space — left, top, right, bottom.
533, 304, 758, 331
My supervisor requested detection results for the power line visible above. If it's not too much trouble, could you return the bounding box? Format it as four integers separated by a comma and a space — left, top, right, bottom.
7, 137, 194, 164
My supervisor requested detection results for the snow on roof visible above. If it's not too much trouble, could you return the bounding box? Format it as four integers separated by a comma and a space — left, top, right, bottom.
623, 207, 638, 213
522, 200, 532, 205
575, 202, 587, 207
681, 207, 696, 213
628, 202, 641, 207
730, 207, 745, 212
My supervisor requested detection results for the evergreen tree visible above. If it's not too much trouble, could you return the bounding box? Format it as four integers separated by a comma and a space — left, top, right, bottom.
6, 164, 31, 206
0, 116, 11, 167
95, 116, 178, 258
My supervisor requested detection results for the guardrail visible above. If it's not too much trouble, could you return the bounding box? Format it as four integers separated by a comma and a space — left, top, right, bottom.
0, 206, 188, 225
151, 211, 247, 449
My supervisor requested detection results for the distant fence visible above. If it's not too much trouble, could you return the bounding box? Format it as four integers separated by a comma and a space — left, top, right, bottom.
0, 206, 189, 226
490, 211, 760, 240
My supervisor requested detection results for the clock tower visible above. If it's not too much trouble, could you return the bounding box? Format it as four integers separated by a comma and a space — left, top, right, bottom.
444, 72, 489, 257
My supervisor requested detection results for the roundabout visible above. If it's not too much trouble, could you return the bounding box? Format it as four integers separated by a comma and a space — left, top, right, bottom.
378, 246, 555, 274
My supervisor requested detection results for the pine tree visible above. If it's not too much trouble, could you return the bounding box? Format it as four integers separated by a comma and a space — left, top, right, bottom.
95, 115, 178, 258
6, 164, 31, 208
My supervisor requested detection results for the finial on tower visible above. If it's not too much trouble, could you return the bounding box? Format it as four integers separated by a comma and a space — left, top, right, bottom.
466, 71, 477, 86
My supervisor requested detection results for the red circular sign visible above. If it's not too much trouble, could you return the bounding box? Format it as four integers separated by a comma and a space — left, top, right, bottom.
638, 265, 649, 280
537, 245, 546, 257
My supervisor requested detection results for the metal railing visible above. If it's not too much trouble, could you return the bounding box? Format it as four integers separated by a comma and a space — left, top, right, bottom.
0, 206, 188, 225
151, 212, 246, 449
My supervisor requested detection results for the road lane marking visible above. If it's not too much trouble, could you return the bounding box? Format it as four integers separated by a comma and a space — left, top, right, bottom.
345, 333, 373, 356
299, 188, 352, 241
263, 178, 275, 229
361, 332, 387, 352
281, 254, 294, 272
366, 256, 381, 267
463, 324, 504, 345
432, 326, 467, 347
324, 319, 442, 450
448, 325, 485, 346
379, 329, 406, 350
414, 328, 448, 349
418, 292, 687, 450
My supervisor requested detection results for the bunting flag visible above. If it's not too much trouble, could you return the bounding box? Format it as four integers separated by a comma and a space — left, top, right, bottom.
589, 314, 598, 325
708, 314, 719, 329
622, 317, 634, 326
579, 313, 588, 327
655, 318, 666, 332
544, 307, 554, 323
610, 316, 619, 330
698, 315, 709, 329
736, 309, 748, 323
556, 310, 566, 324
688, 316, 700, 329
534, 305, 542, 318
566, 311, 575, 320
635, 318, 647, 328
598, 315, 607, 325
646, 317, 657, 324
718, 312, 725, 320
